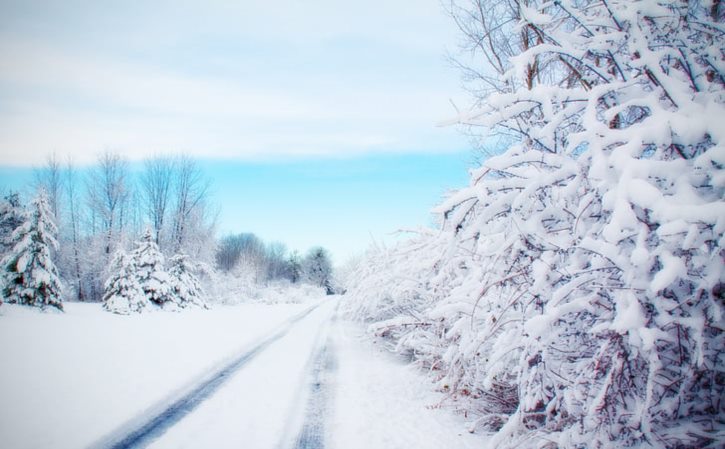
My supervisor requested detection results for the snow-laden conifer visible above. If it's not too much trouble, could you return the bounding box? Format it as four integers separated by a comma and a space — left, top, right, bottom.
103, 250, 148, 314
1, 190, 64, 310
103, 229, 174, 314
346, 1, 724, 448
0, 192, 24, 255
168, 254, 209, 309
132, 228, 173, 307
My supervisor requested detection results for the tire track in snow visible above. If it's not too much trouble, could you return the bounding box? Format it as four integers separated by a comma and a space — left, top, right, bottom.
91, 304, 321, 449
290, 314, 337, 449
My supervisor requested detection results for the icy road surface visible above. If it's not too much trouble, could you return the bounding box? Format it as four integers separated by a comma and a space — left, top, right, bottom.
0, 298, 487, 449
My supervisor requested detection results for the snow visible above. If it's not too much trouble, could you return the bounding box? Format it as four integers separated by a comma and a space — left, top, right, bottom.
0, 302, 313, 449
329, 322, 486, 449
144, 301, 337, 449
0, 297, 489, 449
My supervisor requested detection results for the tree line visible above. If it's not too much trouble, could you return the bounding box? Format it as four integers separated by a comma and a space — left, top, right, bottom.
0, 151, 336, 309
216, 233, 334, 293
0, 151, 217, 303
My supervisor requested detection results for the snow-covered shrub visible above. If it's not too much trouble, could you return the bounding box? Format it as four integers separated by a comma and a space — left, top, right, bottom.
168, 254, 209, 309
347, 1, 724, 448
1, 190, 64, 311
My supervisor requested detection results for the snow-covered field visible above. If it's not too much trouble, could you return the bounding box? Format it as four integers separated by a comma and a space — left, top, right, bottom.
0, 301, 314, 448
0, 297, 488, 449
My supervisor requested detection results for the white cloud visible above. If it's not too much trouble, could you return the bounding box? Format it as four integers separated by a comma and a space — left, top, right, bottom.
0, 0, 468, 166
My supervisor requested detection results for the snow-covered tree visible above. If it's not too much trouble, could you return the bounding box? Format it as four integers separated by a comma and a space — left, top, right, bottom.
1, 190, 64, 310
102, 250, 148, 314
302, 247, 333, 293
130, 228, 173, 307
287, 251, 302, 284
347, 1, 724, 448
0, 192, 24, 255
168, 254, 209, 309
103, 229, 174, 314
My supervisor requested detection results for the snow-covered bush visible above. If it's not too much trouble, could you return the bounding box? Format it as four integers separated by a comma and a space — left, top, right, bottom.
1, 190, 64, 311
347, 1, 724, 448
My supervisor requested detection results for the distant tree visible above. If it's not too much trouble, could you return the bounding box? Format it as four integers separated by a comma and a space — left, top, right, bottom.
216, 234, 244, 272
1, 190, 64, 310
168, 254, 209, 309
287, 251, 302, 284
265, 241, 288, 281
302, 247, 333, 293
215, 233, 266, 275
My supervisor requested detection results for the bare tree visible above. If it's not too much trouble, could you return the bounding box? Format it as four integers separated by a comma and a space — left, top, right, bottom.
141, 155, 174, 248
34, 152, 63, 226
171, 154, 211, 254
86, 151, 129, 256
64, 158, 84, 301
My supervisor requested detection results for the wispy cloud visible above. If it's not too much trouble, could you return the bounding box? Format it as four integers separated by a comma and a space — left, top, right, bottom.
0, 0, 467, 166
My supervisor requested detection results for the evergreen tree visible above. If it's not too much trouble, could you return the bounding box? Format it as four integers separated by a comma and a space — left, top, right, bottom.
132, 228, 173, 307
0, 192, 24, 255
102, 251, 148, 314
168, 254, 209, 309
103, 229, 177, 314
1, 190, 63, 310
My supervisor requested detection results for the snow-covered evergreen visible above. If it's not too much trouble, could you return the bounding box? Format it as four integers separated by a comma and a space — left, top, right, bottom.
0, 192, 24, 255
132, 229, 173, 308
346, 1, 724, 448
168, 254, 209, 309
102, 250, 148, 314
104, 230, 213, 314
1, 190, 64, 311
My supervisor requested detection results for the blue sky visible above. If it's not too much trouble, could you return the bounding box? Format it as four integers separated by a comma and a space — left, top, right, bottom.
0, 0, 477, 261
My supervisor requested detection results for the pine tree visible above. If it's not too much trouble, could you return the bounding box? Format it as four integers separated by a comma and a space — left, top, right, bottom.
103, 229, 177, 314
0, 192, 24, 255
102, 251, 148, 314
1, 190, 64, 311
132, 228, 173, 307
168, 254, 209, 309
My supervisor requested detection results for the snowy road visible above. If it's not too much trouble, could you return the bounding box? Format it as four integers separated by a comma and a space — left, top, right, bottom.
95, 304, 324, 449
1, 299, 487, 449
139, 300, 338, 449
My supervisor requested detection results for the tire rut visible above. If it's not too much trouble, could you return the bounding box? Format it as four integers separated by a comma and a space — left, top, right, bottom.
290, 316, 337, 449
92, 304, 321, 449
